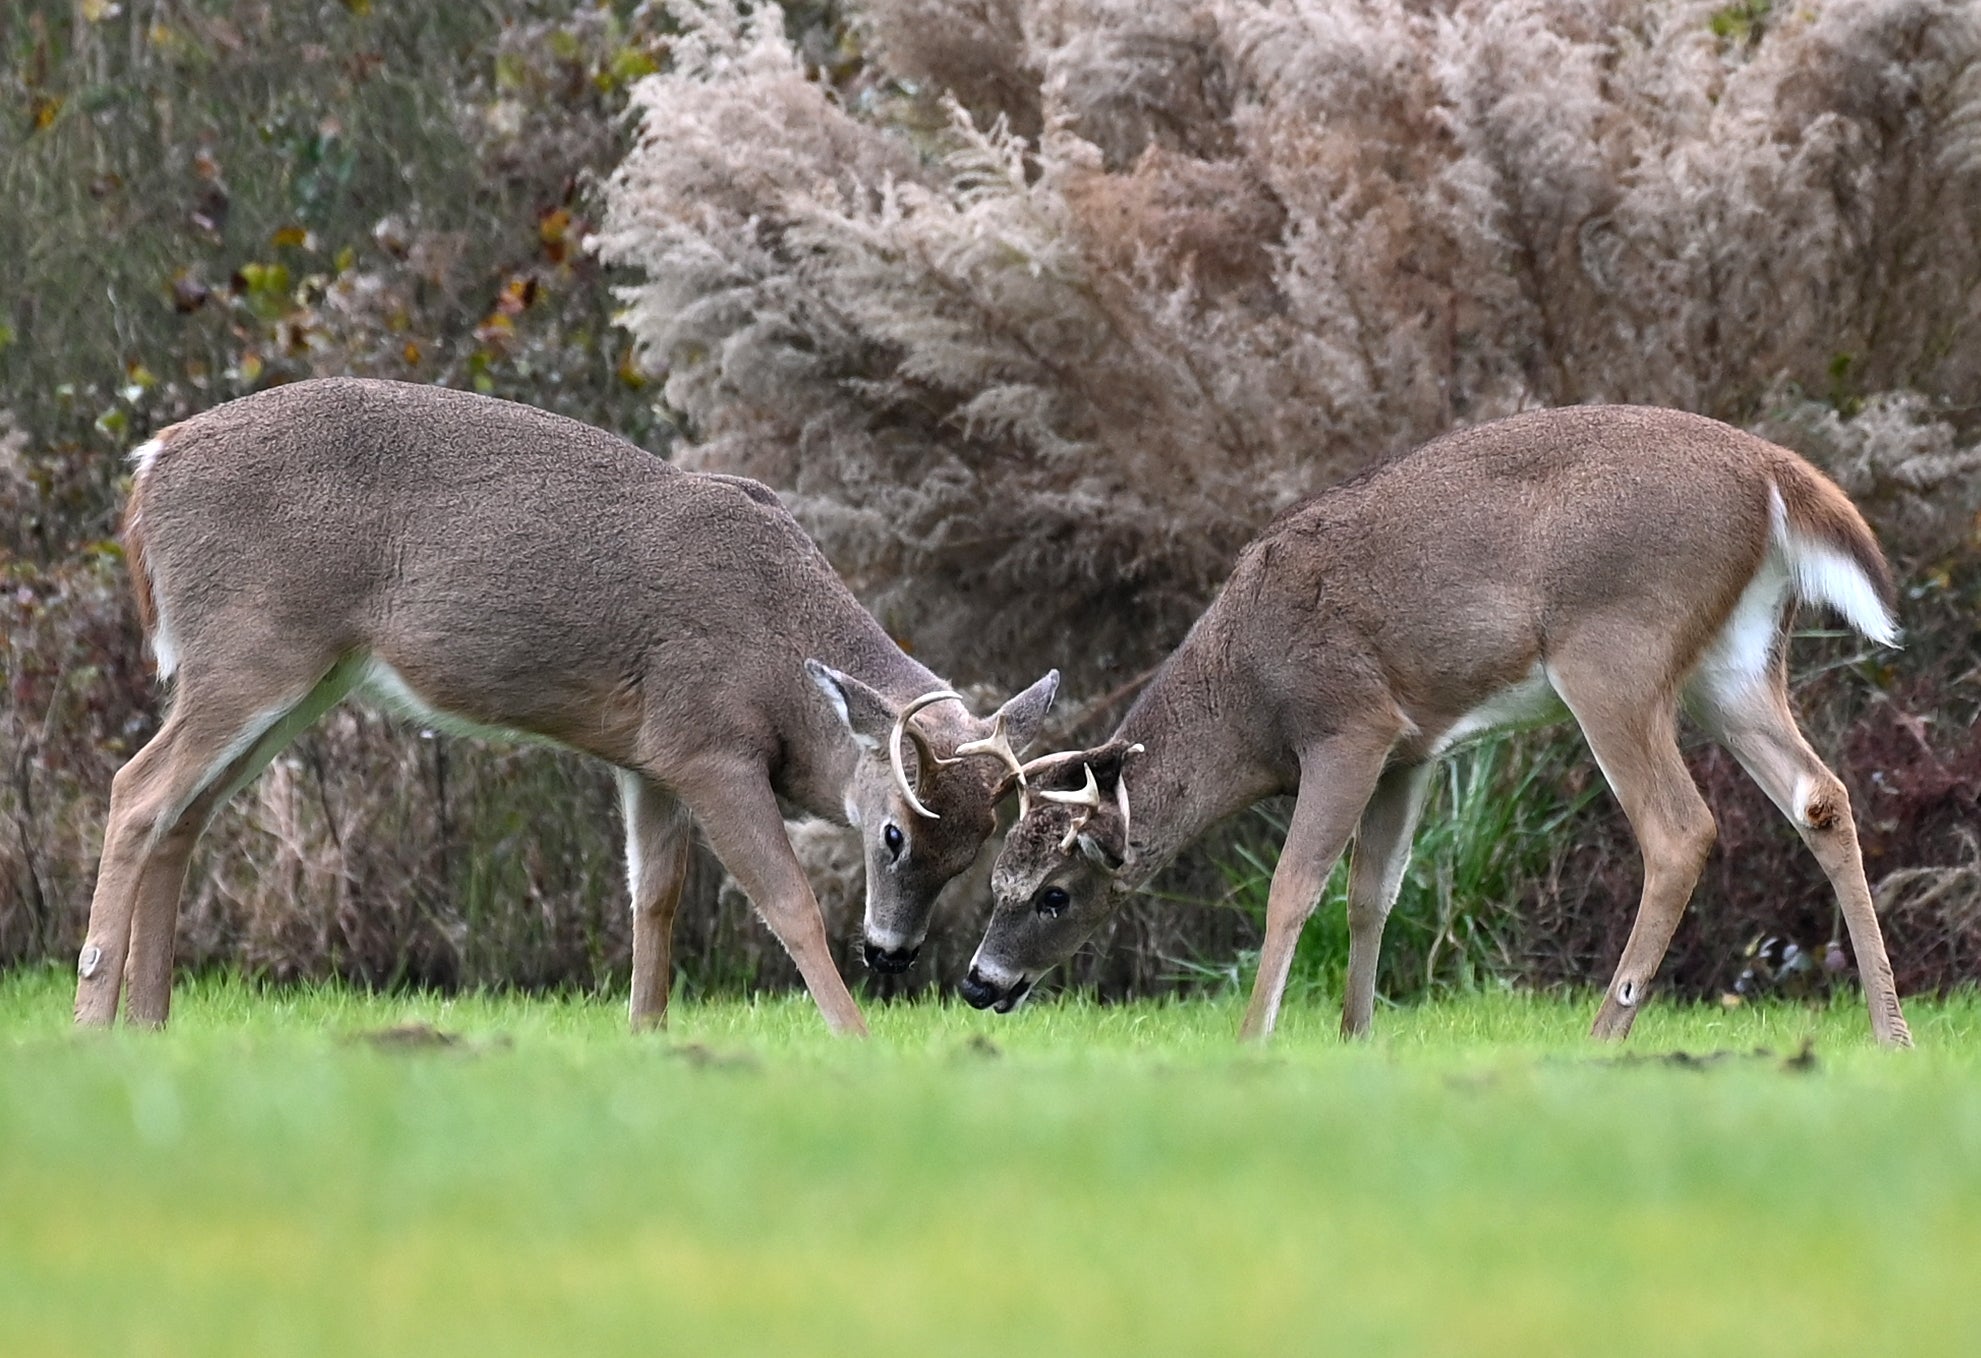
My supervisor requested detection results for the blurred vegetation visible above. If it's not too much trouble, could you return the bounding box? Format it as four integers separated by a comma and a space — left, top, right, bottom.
0, 0, 663, 503
0, 0, 690, 992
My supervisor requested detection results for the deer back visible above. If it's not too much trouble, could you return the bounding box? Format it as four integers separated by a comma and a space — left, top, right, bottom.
128, 378, 919, 774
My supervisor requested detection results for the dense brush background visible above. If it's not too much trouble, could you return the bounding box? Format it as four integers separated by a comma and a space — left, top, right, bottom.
3, 0, 1977, 1008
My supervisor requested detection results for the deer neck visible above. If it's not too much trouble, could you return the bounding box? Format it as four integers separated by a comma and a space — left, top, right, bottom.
1109, 651, 1288, 892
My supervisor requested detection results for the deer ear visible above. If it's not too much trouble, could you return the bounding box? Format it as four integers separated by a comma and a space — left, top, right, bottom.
1072, 739, 1143, 870
992, 669, 1060, 754
1075, 812, 1129, 872
804, 660, 893, 751
1082, 739, 1140, 793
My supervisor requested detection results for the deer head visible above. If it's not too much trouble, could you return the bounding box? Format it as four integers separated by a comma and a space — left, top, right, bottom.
806, 661, 1059, 973
959, 739, 1142, 1011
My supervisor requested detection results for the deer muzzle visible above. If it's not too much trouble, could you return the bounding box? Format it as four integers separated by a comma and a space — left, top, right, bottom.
959, 964, 1032, 1013
862, 939, 921, 974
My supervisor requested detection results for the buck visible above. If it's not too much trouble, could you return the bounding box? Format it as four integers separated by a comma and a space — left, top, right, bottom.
955, 406, 1913, 1047
77, 377, 1057, 1034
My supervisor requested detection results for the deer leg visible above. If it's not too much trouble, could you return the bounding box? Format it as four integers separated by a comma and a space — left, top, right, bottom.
618, 770, 694, 1032
1240, 734, 1394, 1042
120, 662, 359, 1027
117, 811, 206, 1030
1340, 761, 1434, 1040
1551, 654, 1716, 1042
677, 759, 868, 1037
78, 698, 295, 1024
1687, 672, 1912, 1047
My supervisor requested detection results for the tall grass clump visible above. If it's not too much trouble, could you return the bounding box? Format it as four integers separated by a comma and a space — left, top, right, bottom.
1202, 734, 1602, 1006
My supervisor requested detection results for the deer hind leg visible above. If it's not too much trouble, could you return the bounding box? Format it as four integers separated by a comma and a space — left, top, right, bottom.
618, 770, 694, 1032
120, 659, 361, 1027
1549, 650, 1717, 1042
79, 655, 357, 1029
673, 756, 867, 1037
1686, 671, 1912, 1048
1340, 761, 1434, 1040
1241, 731, 1396, 1042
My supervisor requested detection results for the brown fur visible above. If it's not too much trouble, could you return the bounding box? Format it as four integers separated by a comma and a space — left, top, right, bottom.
120, 490, 156, 639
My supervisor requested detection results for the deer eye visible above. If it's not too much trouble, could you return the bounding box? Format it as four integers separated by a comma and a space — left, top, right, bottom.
883, 823, 904, 859
1036, 886, 1070, 919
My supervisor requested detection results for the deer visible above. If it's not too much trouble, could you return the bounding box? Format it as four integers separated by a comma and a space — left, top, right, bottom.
953, 405, 1914, 1047
77, 377, 1058, 1035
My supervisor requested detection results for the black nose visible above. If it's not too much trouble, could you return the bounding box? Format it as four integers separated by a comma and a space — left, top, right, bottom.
958, 965, 1002, 1010
863, 941, 920, 974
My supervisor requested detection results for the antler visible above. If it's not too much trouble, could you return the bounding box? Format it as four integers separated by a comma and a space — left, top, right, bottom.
889, 689, 966, 820
946, 711, 1033, 818
1116, 743, 1145, 841
1040, 765, 1104, 851
1036, 744, 1147, 853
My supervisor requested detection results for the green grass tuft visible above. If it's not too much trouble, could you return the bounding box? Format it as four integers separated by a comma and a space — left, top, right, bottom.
3, 967, 1979, 1356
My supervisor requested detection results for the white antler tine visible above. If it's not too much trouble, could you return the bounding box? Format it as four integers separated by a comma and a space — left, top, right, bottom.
951, 712, 1035, 819
949, 711, 1015, 768
1038, 764, 1103, 810
889, 689, 965, 820
1016, 749, 1075, 780
889, 734, 938, 820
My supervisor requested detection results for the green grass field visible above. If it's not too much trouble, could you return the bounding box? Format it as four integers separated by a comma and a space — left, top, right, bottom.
4, 969, 1978, 1357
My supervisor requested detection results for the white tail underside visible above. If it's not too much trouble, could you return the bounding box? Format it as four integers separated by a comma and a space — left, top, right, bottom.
1769, 485, 1899, 648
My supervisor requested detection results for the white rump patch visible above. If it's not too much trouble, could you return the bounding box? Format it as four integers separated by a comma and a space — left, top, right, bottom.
149, 594, 183, 681
125, 438, 182, 679
1769, 486, 1899, 648
1696, 550, 1790, 688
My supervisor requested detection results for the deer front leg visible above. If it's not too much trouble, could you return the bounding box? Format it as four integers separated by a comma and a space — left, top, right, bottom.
678, 758, 869, 1037
618, 771, 694, 1032
1241, 735, 1393, 1042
